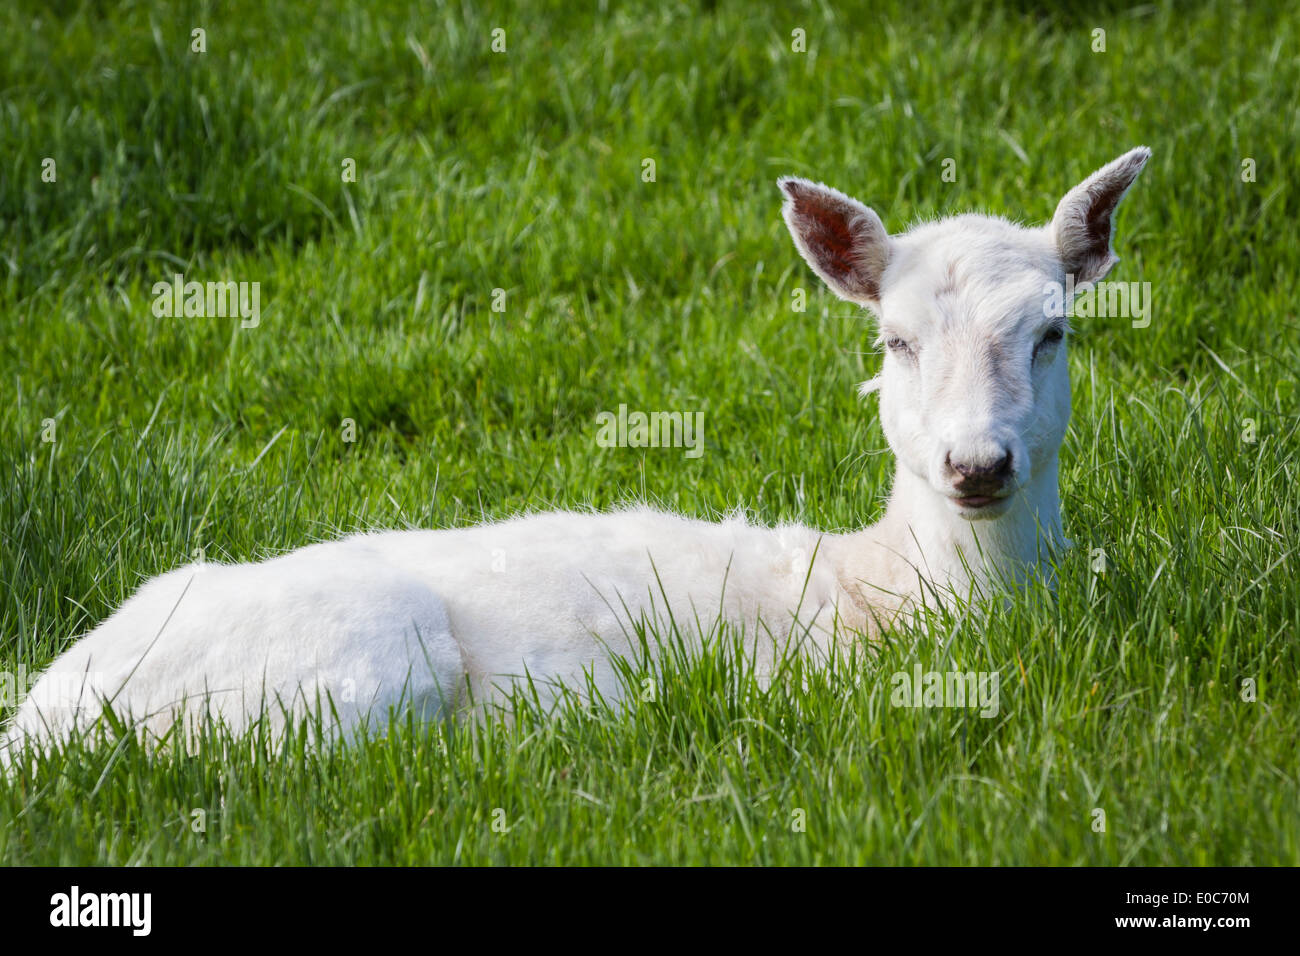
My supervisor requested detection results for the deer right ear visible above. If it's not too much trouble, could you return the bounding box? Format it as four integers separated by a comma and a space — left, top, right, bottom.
778, 178, 892, 305
1051, 147, 1151, 284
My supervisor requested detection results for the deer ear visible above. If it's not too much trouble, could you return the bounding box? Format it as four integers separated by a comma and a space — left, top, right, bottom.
1051, 147, 1151, 284
779, 177, 891, 305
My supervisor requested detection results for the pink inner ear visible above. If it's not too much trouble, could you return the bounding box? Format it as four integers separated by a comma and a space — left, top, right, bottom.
791, 192, 858, 282
785, 184, 879, 299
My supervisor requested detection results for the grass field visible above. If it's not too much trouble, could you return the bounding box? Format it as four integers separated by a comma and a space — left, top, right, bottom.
1, 0, 1297, 865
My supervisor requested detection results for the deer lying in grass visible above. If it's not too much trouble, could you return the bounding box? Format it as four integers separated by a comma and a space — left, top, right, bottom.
2, 148, 1150, 759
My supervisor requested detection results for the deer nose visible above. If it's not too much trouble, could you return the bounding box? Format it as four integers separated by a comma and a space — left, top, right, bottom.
946, 449, 1013, 483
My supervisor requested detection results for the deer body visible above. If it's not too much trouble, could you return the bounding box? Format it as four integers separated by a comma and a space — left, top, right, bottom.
1, 148, 1149, 757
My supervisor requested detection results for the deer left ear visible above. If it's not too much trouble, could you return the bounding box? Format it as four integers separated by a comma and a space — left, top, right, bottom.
1051, 146, 1151, 284
779, 177, 892, 306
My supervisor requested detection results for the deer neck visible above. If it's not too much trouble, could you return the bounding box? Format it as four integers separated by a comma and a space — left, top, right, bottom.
832, 457, 1064, 615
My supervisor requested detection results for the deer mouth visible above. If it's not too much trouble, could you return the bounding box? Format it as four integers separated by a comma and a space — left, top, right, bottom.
950, 474, 1014, 511
951, 492, 1013, 517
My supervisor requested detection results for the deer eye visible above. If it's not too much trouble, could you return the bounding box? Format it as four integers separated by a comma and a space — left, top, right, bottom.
1034, 327, 1064, 359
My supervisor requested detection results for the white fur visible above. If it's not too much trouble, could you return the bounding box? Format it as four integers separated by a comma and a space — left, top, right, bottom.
1, 149, 1150, 759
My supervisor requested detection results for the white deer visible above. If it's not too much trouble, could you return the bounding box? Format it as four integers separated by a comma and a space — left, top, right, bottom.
1, 148, 1150, 759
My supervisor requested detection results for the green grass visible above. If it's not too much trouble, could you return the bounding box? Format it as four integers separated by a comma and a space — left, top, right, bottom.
1, 0, 1297, 864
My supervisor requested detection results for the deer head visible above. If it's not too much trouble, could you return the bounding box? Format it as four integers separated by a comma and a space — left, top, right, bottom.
779, 147, 1149, 524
